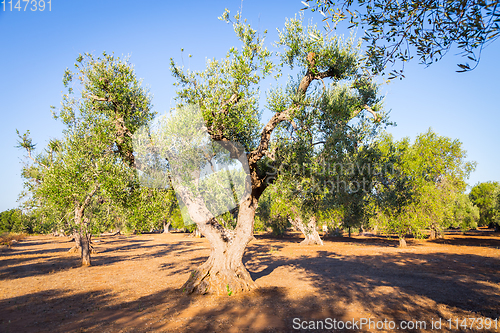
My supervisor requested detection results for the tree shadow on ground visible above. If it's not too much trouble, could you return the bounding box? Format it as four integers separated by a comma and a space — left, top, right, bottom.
0, 255, 81, 280
0, 286, 351, 333
0, 241, 70, 257
0, 238, 199, 280
2, 234, 499, 332
246, 248, 500, 320
261, 231, 427, 248
428, 236, 500, 249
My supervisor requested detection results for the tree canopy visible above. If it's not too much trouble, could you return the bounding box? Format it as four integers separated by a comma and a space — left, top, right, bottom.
371, 129, 476, 245
305, 0, 500, 78
469, 181, 500, 228
17, 52, 156, 265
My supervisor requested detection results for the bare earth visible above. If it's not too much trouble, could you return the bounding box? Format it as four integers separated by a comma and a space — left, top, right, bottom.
0, 231, 499, 332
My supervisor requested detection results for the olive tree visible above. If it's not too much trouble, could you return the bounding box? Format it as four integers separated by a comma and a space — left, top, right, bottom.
127, 188, 183, 233
157, 11, 384, 294
447, 193, 480, 231
18, 118, 135, 265
372, 130, 475, 246
18, 52, 154, 264
469, 181, 500, 228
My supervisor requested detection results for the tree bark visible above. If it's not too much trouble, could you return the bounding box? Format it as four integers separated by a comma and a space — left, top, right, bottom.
68, 232, 82, 253
71, 189, 97, 266
399, 237, 407, 248
163, 220, 171, 234
181, 194, 258, 295
288, 215, 323, 245
80, 233, 91, 266
429, 229, 436, 240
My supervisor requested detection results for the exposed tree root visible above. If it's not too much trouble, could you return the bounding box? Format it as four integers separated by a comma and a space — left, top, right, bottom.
67, 246, 80, 253
182, 260, 257, 295
300, 235, 324, 246
100, 231, 121, 236
68, 244, 96, 254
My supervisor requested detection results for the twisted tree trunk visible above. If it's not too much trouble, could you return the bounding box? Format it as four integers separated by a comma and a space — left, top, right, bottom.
163, 220, 171, 234
289, 215, 323, 245
68, 232, 82, 253
180, 191, 258, 295
72, 207, 92, 266
80, 232, 91, 266
70, 186, 98, 266
429, 229, 436, 240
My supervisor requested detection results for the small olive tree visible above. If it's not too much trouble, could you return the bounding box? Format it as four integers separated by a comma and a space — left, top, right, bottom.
18, 52, 154, 265
371, 130, 475, 246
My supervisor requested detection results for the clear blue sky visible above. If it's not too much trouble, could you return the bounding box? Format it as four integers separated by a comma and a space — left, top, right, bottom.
1, 0, 499, 212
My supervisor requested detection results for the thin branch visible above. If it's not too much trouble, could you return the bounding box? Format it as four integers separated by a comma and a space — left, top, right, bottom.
87, 93, 111, 102
26, 150, 49, 170
352, 104, 379, 121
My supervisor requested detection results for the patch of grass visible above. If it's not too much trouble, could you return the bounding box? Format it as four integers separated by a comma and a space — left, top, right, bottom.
268, 246, 278, 254
0, 232, 26, 247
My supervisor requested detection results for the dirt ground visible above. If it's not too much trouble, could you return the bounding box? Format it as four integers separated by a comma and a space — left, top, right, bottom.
0, 231, 499, 332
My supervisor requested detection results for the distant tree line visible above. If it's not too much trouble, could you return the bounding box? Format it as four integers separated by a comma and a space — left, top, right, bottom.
255, 128, 498, 247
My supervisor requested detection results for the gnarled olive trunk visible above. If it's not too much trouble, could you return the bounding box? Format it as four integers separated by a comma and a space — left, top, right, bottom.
429, 227, 443, 240
72, 204, 93, 266
163, 220, 171, 234
181, 195, 258, 295
289, 215, 323, 246
399, 237, 407, 248
429, 229, 436, 240
68, 232, 82, 253
80, 233, 91, 266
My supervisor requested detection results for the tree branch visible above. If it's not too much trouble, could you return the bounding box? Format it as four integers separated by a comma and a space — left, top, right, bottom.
87, 93, 111, 102
352, 105, 379, 121
220, 93, 240, 113
249, 53, 344, 166
26, 150, 49, 170
80, 185, 100, 213
248, 106, 295, 165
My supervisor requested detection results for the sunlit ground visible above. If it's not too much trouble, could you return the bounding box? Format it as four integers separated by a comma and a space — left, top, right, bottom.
0, 231, 499, 332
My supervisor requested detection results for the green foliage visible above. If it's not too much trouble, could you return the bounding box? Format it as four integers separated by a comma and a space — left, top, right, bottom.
57, 52, 155, 166
171, 11, 273, 152
168, 10, 391, 242
36, 116, 135, 235
305, 0, 500, 76
255, 189, 289, 235
266, 23, 388, 236
469, 181, 500, 227
371, 129, 475, 240
0, 208, 52, 234
18, 52, 155, 236
447, 193, 480, 231
127, 188, 183, 232
0, 209, 23, 233
275, 13, 359, 77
